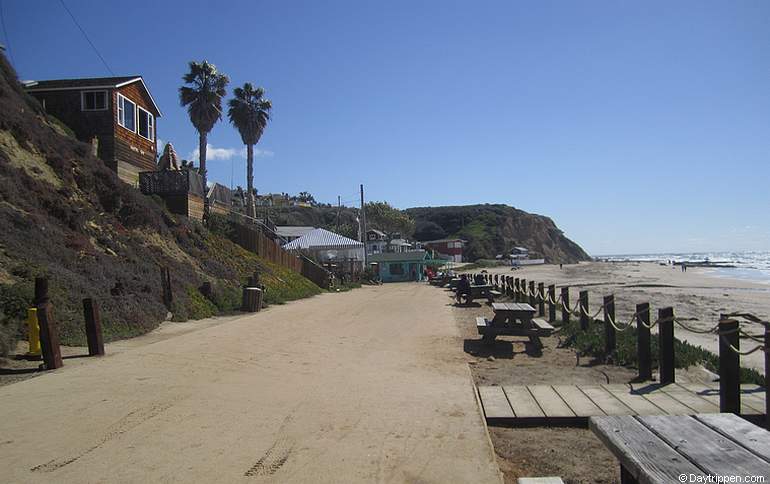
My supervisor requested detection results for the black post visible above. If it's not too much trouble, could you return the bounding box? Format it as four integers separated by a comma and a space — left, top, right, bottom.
83, 298, 105, 356
636, 303, 652, 381
537, 282, 545, 317
604, 294, 616, 357
34, 277, 49, 305
548, 284, 556, 322
658, 307, 675, 385
718, 316, 740, 414
529, 281, 536, 307
579, 290, 589, 330
521, 279, 527, 304
561, 286, 570, 325
37, 301, 63, 370
765, 323, 769, 429
514, 278, 520, 302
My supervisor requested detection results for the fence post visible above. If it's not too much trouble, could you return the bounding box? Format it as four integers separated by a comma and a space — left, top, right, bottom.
718, 315, 740, 414
579, 290, 589, 330
529, 281, 536, 307
636, 303, 652, 381
514, 278, 520, 302
658, 307, 675, 385
765, 323, 769, 429
34, 278, 63, 370
603, 294, 616, 357
537, 282, 545, 317
548, 284, 556, 322
561, 287, 570, 325
521, 279, 527, 304
83, 298, 105, 356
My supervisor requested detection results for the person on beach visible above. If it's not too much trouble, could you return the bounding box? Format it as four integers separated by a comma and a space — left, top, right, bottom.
456, 274, 471, 304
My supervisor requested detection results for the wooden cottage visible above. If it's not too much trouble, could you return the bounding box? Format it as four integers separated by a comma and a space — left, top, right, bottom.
24, 76, 162, 186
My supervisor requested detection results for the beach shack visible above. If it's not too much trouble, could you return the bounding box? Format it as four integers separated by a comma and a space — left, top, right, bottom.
282, 228, 365, 275
369, 250, 437, 282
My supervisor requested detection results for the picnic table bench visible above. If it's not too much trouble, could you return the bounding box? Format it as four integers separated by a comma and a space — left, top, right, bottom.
458, 284, 498, 304
590, 413, 770, 483
476, 302, 554, 349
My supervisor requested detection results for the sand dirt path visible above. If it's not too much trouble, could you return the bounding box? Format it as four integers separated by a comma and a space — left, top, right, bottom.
0, 284, 501, 484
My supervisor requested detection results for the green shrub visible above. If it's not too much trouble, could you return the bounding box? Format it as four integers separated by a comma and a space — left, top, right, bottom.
0, 282, 33, 356
559, 318, 765, 385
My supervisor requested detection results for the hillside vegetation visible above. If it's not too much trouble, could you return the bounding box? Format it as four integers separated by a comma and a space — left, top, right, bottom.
406, 204, 590, 263
272, 202, 589, 263
0, 53, 320, 354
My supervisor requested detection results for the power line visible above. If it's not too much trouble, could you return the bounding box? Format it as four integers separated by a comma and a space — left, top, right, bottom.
58, 0, 114, 76
0, 0, 15, 65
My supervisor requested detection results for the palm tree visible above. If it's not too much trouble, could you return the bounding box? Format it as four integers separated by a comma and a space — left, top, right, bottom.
227, 83, 272, 218
179, 60, 229, 220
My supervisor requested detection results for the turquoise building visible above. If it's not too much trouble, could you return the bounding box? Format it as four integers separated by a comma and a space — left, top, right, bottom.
369, 250, 437, 283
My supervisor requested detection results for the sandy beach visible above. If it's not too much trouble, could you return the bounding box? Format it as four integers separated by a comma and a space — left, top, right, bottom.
462, 261, 770, 372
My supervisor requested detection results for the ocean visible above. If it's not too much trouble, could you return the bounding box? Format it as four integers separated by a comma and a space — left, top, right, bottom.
596, 251, 770, 283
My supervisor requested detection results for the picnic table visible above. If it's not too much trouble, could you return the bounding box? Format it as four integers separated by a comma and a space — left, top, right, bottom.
457, 284, 499, 304
475, 302, 553, 349
590, 413, 770, 483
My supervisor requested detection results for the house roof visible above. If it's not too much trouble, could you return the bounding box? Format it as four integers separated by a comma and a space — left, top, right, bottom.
389, 238, 411, 246
23, 76, 162, 116
283, 228, 363, 251
369, 250, 430, 263
423, 238, 466, 244
207, 183, 232, 205
367, 229, 386, 237
275, 226, 315, 239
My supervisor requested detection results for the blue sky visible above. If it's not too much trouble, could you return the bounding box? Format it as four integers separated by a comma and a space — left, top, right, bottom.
2, 0, 769, 255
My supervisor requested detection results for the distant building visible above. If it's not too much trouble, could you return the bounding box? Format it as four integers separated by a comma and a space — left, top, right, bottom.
510, 247, 529, 259
208, 183, 233, 216
369, 250, 433, 283
388, 238, 412, 253
276, 226, 315, 243
423, 238, 465, 263
365, 229, 388, 255
24, 76, 162, 186
283, 228, 365, 274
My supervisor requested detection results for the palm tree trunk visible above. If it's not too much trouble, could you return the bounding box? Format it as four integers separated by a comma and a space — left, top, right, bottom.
246, 143, 255, 218
199, 132, 209, 222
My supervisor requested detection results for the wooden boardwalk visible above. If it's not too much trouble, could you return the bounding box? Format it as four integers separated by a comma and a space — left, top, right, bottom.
478, 382, 767, 426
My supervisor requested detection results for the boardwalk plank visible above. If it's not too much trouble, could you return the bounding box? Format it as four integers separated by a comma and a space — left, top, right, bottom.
602, 384, 664, 415
503, 386, 545, 419
659, 386, 720, 413
580, 386, 634, 416
694, 413, 770, 463
677, 383, 763, 415
553, 385, 605, 417
639, 415, 770, 478
478, 386, 514, 419
590, 416, 706, 483
528, 385, 575, 418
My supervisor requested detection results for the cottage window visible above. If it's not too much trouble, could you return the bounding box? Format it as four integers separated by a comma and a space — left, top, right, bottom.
389, 263, 404, 275
117, 94, 136, 132
137, 106, 154, 141
81, 90, 107, 111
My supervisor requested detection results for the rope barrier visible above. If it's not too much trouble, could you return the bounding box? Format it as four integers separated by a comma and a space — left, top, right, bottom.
718, 334, 766, 355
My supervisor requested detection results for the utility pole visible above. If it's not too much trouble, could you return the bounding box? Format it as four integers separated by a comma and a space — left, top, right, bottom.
336, 195, 341, 233
360, 184, 367, 267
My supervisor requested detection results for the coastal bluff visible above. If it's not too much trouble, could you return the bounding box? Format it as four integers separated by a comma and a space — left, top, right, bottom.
406, 204, 590, 263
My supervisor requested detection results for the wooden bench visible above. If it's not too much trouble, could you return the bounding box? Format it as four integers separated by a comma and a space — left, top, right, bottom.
475, 317, 553, 349
591, 413, 770, 483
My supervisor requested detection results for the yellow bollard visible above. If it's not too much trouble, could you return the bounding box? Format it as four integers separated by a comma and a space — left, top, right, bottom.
26, 308, 41, 356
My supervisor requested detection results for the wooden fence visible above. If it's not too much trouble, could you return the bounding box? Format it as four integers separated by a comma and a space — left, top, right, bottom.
233, 223, 330, 288
466, 272, 770, 427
